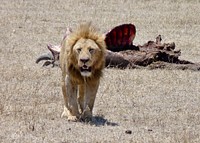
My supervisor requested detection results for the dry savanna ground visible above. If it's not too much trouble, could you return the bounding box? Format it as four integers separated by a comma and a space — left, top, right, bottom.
0, 0, 200, 142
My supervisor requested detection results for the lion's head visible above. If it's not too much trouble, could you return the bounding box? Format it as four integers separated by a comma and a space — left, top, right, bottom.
73, 38, 105, 77
63, 23, 106, 80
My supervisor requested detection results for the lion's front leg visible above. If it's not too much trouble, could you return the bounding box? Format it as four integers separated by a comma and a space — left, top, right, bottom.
78, 84, 85, 113
61, 75, 80, 121
81, 81, 100, 121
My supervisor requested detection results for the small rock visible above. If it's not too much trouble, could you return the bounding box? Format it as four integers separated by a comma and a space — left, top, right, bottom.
125, 130, 132, 134
29, 125, 35, 131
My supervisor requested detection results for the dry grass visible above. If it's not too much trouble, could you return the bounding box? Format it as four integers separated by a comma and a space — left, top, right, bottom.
0, 0, 200, 142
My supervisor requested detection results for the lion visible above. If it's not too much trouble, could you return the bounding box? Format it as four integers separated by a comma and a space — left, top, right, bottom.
59, 23, 106, 121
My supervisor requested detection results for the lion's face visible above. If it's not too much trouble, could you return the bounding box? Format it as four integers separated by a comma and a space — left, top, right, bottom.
73, 38, 103, 77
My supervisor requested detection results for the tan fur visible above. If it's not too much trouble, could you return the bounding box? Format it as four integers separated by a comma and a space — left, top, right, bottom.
60, 23, 106, 121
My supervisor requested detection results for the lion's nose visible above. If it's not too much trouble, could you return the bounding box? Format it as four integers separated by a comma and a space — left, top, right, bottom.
80, 58, 89, 64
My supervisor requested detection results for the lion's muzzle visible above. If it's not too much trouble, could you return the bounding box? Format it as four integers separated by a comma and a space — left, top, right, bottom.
80, 58, 89, 64
78, 57, 92, 77
80, 65, 92, 77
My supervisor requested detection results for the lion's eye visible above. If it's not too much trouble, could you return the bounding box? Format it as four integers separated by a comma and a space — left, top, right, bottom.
77, 48, 82, 53
89, 48, 94, 53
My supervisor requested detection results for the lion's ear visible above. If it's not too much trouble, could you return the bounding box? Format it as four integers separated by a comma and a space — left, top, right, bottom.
96, 35, 107, 50
101, 34, 106, 41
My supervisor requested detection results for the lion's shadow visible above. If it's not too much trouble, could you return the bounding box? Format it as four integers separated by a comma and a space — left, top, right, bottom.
86, 115, 118, 126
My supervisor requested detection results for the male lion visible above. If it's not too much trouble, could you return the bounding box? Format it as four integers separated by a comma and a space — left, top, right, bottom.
60, 23, 106, 121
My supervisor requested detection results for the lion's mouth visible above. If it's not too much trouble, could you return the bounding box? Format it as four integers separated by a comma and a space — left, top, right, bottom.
80, 65, 92, 76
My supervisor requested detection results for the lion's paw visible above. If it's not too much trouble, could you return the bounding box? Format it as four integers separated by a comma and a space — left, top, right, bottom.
67, 115, 79, 122
61, 111, 79, 122
80, 106, 93, 122
61, 106, 79, 122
